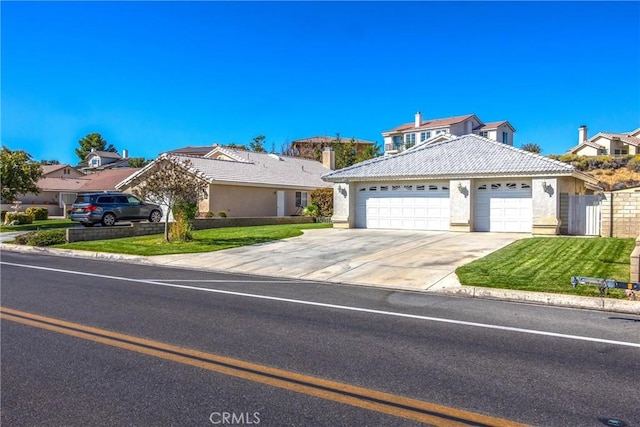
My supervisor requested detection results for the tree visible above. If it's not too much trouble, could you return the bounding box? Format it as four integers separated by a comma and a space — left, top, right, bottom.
1, 147, 43, 203
356, 143, 382, 164
521, 143, 542, 154
130, 155, 207, 242
249, 135, 267, 153
40, 159, 60, 165
75, 133, 117, 163
127, 157, 151, 168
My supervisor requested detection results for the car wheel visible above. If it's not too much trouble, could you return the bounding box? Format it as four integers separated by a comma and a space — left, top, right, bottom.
149, 210, 162, 223
102, 213, 116, 227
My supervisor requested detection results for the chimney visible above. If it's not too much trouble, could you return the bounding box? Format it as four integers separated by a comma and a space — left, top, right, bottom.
122, 149, 128, 159
415, 111, 422, 128
322, 147, 335, 170
578, 125, 587, 144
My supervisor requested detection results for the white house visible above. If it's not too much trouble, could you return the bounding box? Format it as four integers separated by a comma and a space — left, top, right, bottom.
567, 125, 640, 157
323, 134, 598, 235
382, 112, 516, 154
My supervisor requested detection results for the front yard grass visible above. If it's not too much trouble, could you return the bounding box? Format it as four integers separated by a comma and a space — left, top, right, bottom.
0, 218, 76, 232
456, 237, 636, 299
53, 223, 332, 256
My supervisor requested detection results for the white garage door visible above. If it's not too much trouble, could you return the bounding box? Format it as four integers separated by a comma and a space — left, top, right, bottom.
355, 183, 450, 231
475, 181, 532, 232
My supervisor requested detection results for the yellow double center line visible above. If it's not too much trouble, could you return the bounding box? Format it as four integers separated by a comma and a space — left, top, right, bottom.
1, 307, 527, 426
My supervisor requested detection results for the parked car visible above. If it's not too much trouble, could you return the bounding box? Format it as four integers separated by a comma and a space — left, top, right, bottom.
69, 192, 163, 227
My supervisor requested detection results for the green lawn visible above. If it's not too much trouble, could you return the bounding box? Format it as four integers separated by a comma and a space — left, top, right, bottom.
0, 218, 76, 232
456, 237, 636, 298
54, 223, 332, 256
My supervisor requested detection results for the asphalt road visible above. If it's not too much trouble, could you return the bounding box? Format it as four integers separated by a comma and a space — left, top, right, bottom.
1, 251, 639, 427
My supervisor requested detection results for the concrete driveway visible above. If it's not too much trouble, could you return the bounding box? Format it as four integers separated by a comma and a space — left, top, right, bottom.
150, 229, 527, 291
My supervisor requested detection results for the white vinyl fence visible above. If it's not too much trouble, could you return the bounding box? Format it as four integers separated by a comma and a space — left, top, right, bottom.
568, 195, 602, 236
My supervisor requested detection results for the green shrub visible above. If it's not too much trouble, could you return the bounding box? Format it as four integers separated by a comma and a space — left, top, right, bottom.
4, 213, 34, 225
172, 202, 198, 221
13, 229, 66, 246
310, 188, 333, 217
0, 210, 7, 223
302, 204, 319, 217
217, 210, 227, 218
205, 211, 215, 218
25, 206, 49, 220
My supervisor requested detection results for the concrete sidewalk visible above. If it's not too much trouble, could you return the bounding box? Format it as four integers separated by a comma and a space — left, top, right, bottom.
1, 229, 639, 314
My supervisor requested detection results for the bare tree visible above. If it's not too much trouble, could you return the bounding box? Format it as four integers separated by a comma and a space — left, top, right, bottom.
131, 155, 207, 241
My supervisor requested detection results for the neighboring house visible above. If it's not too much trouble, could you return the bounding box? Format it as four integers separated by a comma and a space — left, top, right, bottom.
322, 134, 599, 235
80, 148, 133, 173
567, 125, 640, 157
117, 147, 333, 217
382, 112, 515, 154
11, 166, 141, 216
289, 136, 378, 160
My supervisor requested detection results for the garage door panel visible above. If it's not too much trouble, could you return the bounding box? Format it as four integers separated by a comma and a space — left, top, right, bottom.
356, 183, 450, 231
475, 181, 532, 233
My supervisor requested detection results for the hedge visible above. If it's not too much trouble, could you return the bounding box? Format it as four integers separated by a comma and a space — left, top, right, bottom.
25, 207, 49, 221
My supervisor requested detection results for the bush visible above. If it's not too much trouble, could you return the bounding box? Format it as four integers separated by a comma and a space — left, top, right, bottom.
302, 204, 319, 217
0, 210, 7, 223
217, 211, 227, 218
205, 211, 215, 218
13, 229, 66, 246
310, 188, 333, 217
4, 212, 34, 225
25, 206, 49, 220
172, 202, 198, 221
169, 211, 193, 242
627, 155, 640, 172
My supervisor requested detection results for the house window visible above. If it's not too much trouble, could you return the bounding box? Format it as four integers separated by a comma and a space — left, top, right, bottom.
506, 183, 517, 189
614, 149, 628, 155
491, 183, 502, 190
90, 158, 99, 167
405, 133, 416, 148
392, 136, 403, 150
295, 191, 308, 207
392, 185, 401, 191
380, 186, 389, 191
502, 132, 508, 144
479, 131, 488, 138
420, 132, 426, 142
428, 185, 438, 190
404, 185, 413, 191
416, 185, 425, 191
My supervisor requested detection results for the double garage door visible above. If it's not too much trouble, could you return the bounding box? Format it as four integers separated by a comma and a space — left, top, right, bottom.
355, 182, 450, 231
355, 180, 533, 233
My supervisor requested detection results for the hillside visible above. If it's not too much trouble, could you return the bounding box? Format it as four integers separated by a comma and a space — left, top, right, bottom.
588, 168, 640, 191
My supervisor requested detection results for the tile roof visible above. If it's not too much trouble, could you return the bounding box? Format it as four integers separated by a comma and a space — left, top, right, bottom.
41, 164, 67, 175
86, 150, 122, 160
323, 134, 582, 182
166, 145, 220, 155
36, 176, 91, 192
79, 168, 142, 191
119, 149, 332, 190
598, 132, 640, 147
291, 136, 376, 145
383, 114, 476, 134
475, 121, 515, 131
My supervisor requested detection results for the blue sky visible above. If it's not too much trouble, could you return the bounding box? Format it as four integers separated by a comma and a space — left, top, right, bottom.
2, 1, 639, 165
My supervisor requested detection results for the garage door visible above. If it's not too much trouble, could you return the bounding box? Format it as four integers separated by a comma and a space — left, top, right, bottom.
355, 183, 450, 230
475, 181, 532, 232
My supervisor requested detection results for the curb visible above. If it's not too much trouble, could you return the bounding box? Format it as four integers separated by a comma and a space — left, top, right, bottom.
1, 243, 639, 315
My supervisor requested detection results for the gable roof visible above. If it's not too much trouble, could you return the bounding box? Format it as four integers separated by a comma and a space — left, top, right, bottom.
85, 150, 122, 160
323, 134, 596, 183
595, 132, 640, 147
383, 114, 479, 134
118, 149, 332, 190
475, 121, 516, 132
41, 164, 68, 175
166, 145, 221, 156
78, 168, 142, 191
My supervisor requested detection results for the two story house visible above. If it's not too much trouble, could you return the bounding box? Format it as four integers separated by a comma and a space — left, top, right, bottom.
382, 112, 516, 154
81, 148, 133, 173
566, 125, 640, 157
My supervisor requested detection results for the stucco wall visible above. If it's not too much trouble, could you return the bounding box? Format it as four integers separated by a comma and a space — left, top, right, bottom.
206, 184, 309, 217
331, 182, 353, 228
531, 177, 559, 234
600, 190, 640, 238
449, 179, 471, 231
